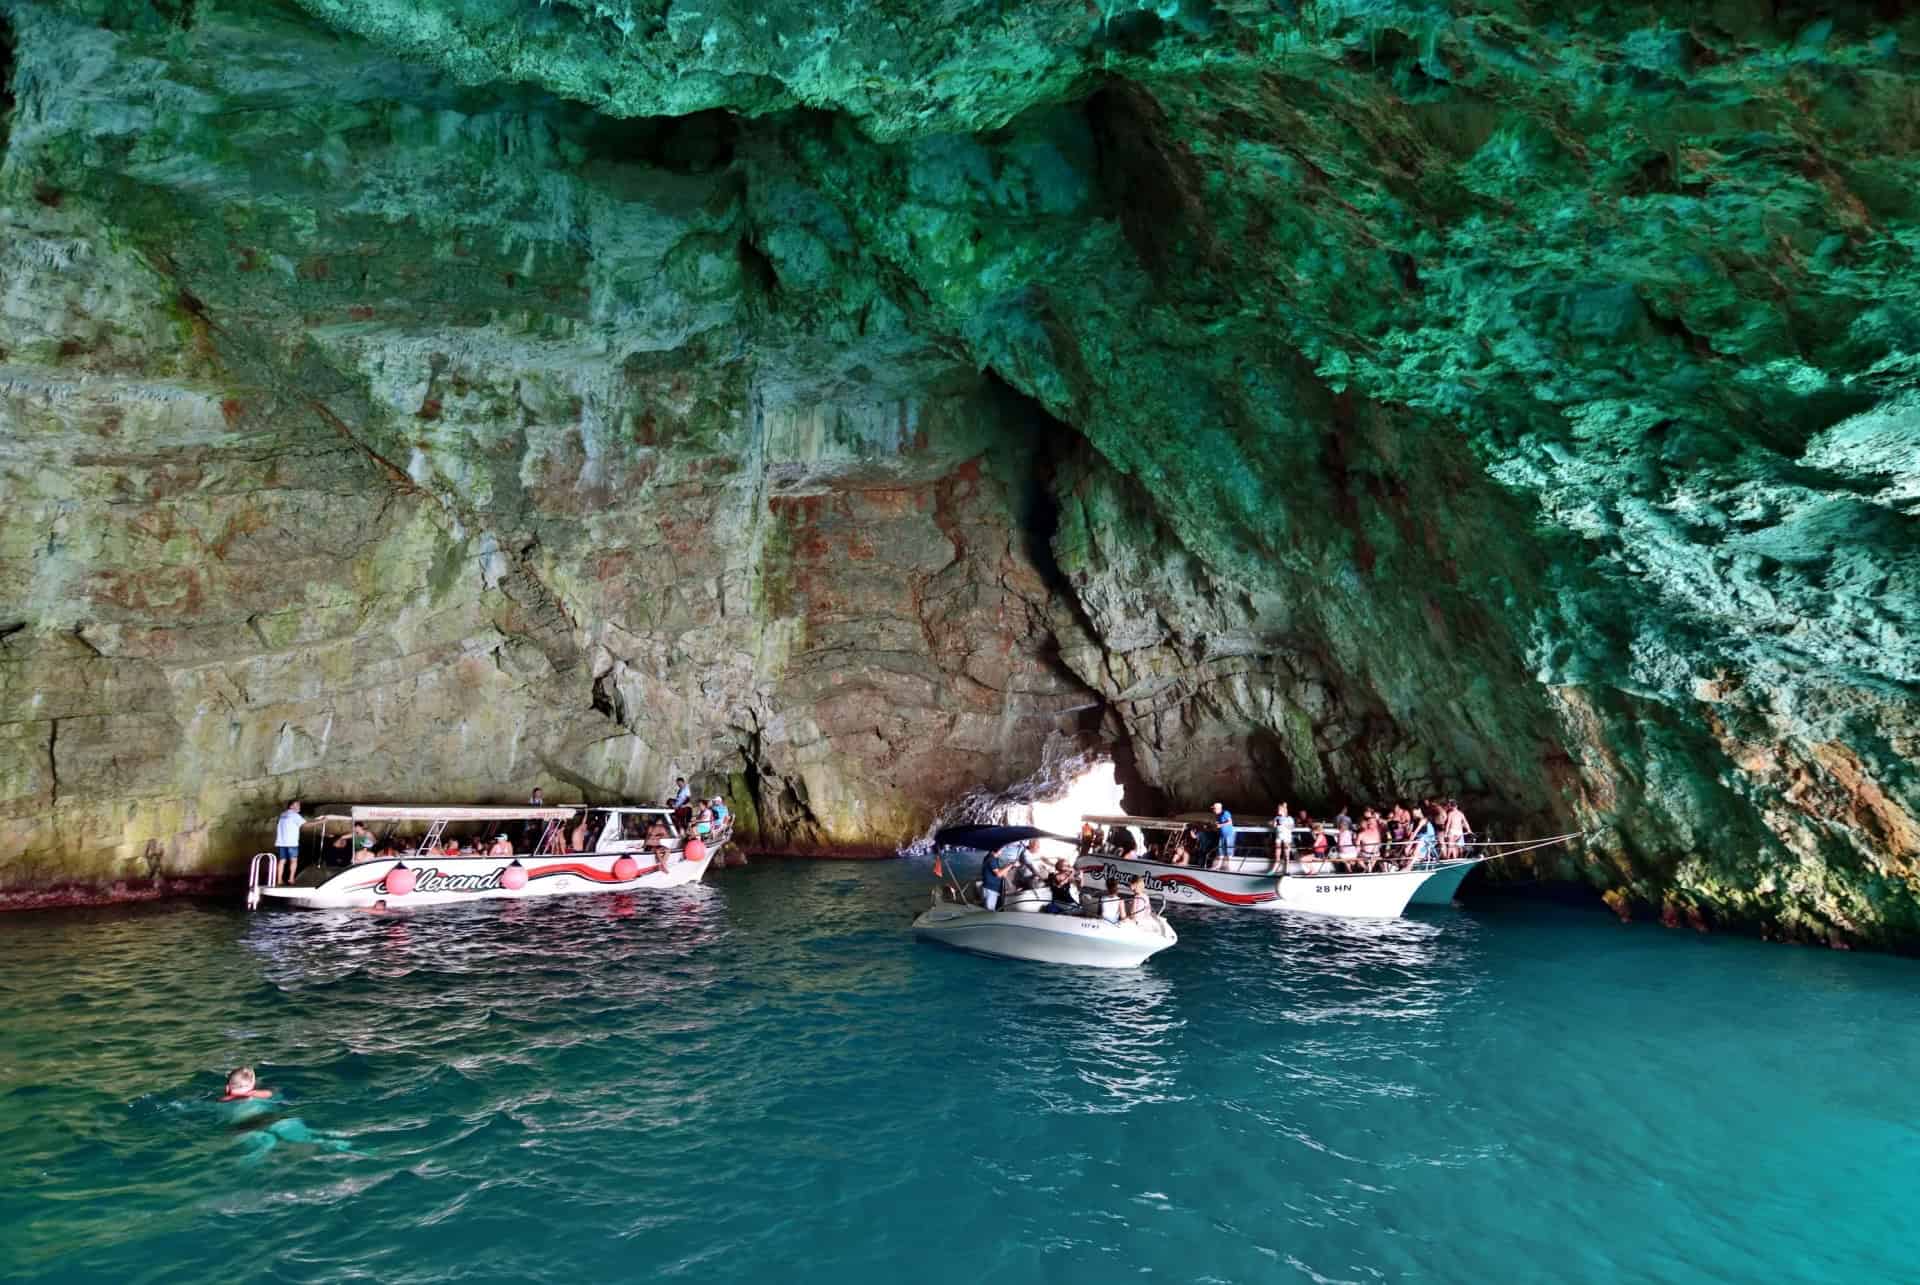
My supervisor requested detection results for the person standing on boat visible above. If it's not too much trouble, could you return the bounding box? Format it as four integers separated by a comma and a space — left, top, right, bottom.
1442, 799, 1470, 859
1010, 838, 1045, 892
273, 801, 303, 885
979, 843, 1019, 910
519, 790, 547, 851
1210, 802, 1236, 868
1410, 807, 1439, 865
1270, 803, 1293, 872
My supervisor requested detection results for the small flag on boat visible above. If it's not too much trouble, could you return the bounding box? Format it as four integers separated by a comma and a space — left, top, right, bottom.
932, 853, 943, 877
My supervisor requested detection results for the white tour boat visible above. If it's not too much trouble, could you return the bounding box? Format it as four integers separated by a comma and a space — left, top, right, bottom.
247, 803, 728, 911
911, 884, 1177, 968
1073, 815, 1429, 919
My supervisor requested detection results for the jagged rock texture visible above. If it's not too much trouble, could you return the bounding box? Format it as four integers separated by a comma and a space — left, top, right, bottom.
1, 1, 1916, 946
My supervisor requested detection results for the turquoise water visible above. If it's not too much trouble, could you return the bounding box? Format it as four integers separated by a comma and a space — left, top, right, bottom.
3, 860, 1915, 1284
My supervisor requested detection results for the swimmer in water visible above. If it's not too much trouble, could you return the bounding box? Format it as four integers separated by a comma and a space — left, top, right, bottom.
220, 1067, 273, 1102
218, 1068, 358, 1163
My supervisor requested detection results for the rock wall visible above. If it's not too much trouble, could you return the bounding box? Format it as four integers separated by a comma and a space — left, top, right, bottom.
1, 1, 1916, 946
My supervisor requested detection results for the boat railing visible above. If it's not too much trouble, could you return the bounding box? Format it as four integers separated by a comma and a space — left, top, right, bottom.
1079, 828, 1585, 877
244, 851, 276, 910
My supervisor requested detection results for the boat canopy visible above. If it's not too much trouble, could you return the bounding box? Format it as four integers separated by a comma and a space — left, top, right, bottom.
305, 804, 579, 824
1082, 813, 1274, 834
1082, 814, 1183, 832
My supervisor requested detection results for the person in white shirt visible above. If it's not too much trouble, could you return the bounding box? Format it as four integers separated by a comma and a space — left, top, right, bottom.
669, 777, 691, 808
1270, 803, 1294, 873
273, 801, 303, 884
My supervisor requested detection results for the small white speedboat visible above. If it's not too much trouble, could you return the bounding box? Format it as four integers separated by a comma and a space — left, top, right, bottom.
912, 886, 1176, 969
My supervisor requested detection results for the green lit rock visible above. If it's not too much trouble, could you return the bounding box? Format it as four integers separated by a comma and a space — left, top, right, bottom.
0, 1, 1915, 946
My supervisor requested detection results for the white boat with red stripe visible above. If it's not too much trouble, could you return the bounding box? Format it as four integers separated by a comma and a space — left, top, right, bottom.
248, 804, 726, 911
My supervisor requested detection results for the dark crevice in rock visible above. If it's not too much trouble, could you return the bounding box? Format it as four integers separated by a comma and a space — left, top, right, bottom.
983, 372, 1074, 601
589, 672, 627, 726
584, 109, 738, 175
1085, 82, 1222, 286
735, 235, 780, 311
0, 13, 14, 161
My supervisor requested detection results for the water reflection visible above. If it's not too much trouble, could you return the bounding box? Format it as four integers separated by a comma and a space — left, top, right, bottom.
995, 965, 1183, 1113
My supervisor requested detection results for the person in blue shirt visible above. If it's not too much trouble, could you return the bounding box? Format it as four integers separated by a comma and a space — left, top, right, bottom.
1211, 801, 1236, 868
980, 843, 1021, 910
669, 778, 691, 808
273, 801, 303, 885
710, 797, 729, 825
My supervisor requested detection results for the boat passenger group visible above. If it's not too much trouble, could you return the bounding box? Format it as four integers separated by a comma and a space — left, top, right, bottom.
268, 777, 732, 884
978, 839, 1155, 921
1088, 797, 1475, 873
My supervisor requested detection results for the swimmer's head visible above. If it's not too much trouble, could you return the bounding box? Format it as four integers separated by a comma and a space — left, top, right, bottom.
226, 1067, 256, 1096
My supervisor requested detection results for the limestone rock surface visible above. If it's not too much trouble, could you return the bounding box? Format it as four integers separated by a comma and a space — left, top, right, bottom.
1, 1, 1916, 946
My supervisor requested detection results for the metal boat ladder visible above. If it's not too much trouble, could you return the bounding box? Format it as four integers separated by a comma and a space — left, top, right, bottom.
244, 852, 277, 910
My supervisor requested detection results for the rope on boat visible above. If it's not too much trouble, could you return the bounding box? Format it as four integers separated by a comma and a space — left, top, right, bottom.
1451, 831, 1588, 858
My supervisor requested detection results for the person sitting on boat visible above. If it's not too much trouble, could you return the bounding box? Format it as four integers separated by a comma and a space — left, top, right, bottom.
488, 834, 514, 857
692, 803, 715, 840
1357, 811, 1384, 869
1042, 860, 1081, 914
329, 820, 374, 862
1121, 875, 1153, 924
1167, 836, 1191, 866
1298, 823, 1331, 874
644, 816, 671, 854
1210, 802, 1236, 868
980, 844, 1020, 910
1098, 877, 1124, 922
1334, 820, 1362, 872
272, 801, 303, 885
710, 797, 730, 832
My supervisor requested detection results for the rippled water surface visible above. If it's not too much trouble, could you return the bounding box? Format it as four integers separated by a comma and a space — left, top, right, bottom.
4, 861, 1917, 1283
